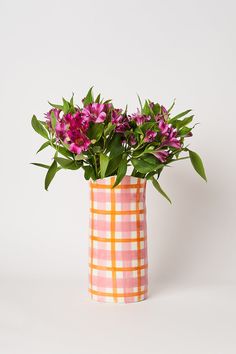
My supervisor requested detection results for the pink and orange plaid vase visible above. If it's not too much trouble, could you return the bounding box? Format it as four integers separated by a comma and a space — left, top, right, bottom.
89, 176, 148, 303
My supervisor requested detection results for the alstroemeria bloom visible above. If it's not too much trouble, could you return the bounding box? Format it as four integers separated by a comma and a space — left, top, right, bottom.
159, 119, 181, 149
152, 150, 169, 162
111, 109, 130, 132
161, 105, 169, 120
55, 121, 66, 141
155, 105, 169, 123
65, 111, 89, 132
144, 129, 157, 142
45, 108, 61, 129
129, 134, 137, 146
67, 130, 91, 155
158, 119, 169, 136
130, 109, 151, 125
82, 103, 106, 123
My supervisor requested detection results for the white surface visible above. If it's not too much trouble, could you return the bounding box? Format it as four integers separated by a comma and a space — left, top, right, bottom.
1, 0, 236, 353
1, 278, 235, 354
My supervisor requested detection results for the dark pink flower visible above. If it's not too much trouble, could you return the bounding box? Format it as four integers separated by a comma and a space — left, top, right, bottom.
68, 131, 91, 155
82, 103, 106, 123
144, 129, 157, 142
65, 111, 89, 132
130, 109, 151, 125
152, 150, 169, 162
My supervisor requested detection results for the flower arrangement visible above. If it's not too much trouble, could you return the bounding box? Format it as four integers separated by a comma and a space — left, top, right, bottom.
31, 88, 206, 202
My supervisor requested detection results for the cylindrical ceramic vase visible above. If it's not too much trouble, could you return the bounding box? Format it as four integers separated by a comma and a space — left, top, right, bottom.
89, 176, 148, 303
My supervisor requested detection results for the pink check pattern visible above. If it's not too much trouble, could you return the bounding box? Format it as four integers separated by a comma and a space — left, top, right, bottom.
89, 175, 148, 303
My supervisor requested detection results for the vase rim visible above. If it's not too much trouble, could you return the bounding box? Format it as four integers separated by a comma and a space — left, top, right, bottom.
90, 175, 147, 184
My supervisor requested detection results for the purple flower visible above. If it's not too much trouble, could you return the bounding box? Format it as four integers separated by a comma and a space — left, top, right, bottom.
158, 120, 169, 136
152, 150, 169, 163
82, 103, 106, 123
159, 119, 181, 149
161, 105, 169, 120
144, 129, 157, 143
154, 105, 169, 123
111, 109, 130, 132
55, 121, 66, 141
129, 134, 137, 146
149, 101, 155, 110
111, 109, 123, 124
130, 109, 151, 125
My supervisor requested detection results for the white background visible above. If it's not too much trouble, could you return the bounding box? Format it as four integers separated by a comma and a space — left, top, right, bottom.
0, 0, 236, 353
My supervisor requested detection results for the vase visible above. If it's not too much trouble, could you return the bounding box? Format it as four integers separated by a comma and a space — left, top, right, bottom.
88, 175, 148, 303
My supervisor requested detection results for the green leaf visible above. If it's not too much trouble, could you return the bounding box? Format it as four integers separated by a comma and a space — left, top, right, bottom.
87, 123, 104, 142
31, 162, 50, 169
62, 98, 70, 114
175, 116, 194, 129
50, 111, 57, 130
99, 153, 109, 178
95, 94, 101, 103
31, 115, 49, 140
113, 155, 127, 188
104, 122, 115, 136
48, 102, 63, 110
131, 154, 163, 174
52, 144, 74, 158
170, 109, 192, 121
142, 100, 150, 115
151, 102, 161, 115
168, 99, 176, 113
45, 160, 58, 190
83, 166, 96, 180
140, 122, 156, 133
137, 94, 142, 111
109, 135, 124, 158
83, 87, 94, 106
179, 126, 192, 137
188, 150, 207, 181
151, 177, 172, 203
36, 141, 51, 154
106, 155, 122, 176
70, 93, 74, 106
54, 157, 81, 170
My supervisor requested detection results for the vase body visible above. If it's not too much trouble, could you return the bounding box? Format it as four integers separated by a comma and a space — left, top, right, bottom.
89, 176, 148, 303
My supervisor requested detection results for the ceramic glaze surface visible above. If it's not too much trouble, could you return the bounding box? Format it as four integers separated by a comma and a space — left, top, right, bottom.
89, 176, 148, 303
